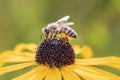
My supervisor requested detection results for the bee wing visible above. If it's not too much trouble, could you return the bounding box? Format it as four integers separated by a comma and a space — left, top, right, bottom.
57, 22, 74, 28
66, 22, 74, 26
56, 15, 70, 23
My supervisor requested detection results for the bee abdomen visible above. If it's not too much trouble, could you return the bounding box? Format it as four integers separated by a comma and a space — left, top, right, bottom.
68, 31, 77, 38
63, 28, 77, 38
71, 34, 77, 38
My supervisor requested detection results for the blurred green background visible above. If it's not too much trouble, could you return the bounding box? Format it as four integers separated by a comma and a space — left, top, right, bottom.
0, 0, 120, 79
0, 0, 120, 57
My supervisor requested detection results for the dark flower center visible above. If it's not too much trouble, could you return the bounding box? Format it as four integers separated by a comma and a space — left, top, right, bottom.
35, 38, 75, 67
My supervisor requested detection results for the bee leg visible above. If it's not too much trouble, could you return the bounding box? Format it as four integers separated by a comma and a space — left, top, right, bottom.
52, 29, 57, 39
65, 37, 69, 42
48, 32, 53, 40
45, 33, 52, 40
48, 29, 54, 39
52, 33, 57, 39
45, 34, 49, 40
51, 29, 56, 39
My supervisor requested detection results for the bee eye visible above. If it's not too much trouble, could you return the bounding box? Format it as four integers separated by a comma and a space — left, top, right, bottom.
45, 29, 49, 34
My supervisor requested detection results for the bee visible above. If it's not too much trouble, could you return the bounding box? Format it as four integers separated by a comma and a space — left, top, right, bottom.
42, 16, 77, 40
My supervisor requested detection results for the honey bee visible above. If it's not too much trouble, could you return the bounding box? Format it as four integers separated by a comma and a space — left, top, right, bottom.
42, 16, 77, 40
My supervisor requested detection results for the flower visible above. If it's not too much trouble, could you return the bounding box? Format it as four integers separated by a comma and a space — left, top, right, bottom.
0, 39, 120, 80
0, 16, 120, 80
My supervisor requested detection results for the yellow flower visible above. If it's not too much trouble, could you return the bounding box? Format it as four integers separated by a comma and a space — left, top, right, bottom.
0, 39, 120, 80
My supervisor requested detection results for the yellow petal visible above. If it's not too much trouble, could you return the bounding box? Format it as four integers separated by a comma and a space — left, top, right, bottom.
63, 64, 76, 71
14, 43, 27, 52
75, 56, 120, 66
80, 45, 93, 58
61, 67, 81, 80
75, 65, 120, 80
76, 56, 120, 72
0, 62, 5, 67
0, 52, 7, 67
74, 68, 109, 80
13, 51, 35, 57
88, 66, 120, 79
78, 75, 93, 80
0, 62, 36, 75
35, 65, 48, 80
3, 55, 35, 63
45, 67, 62, 80
0, 50, 15, 67
72, 45, 93, 58
27, 43, 38, 52
72, 45, 82, 55
0, 50, 15, 58
14, 43, 37, 52
108, 64, 120, 71
1, 51, 35, 63
12, 69, 36, 80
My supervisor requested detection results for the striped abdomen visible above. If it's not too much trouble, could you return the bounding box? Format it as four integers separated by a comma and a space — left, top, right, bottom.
62, 27, 77, 38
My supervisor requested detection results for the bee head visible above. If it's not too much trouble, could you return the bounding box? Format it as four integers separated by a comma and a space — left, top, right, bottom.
42, 27, 49, 35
